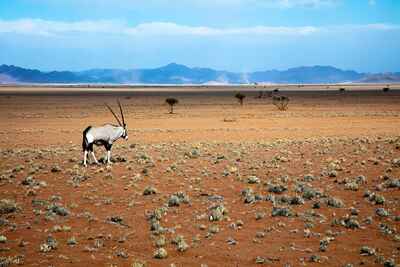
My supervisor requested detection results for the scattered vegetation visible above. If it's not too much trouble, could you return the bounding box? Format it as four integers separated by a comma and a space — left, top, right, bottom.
2, 99, 400, 266
235, 92, 246, 106
165, 97, 179, 114
0, 199, 18, 214
272, 95, 290, 111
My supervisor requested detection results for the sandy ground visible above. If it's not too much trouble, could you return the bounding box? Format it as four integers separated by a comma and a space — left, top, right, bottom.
0, 86, 399, 266
1, 86, 400, 146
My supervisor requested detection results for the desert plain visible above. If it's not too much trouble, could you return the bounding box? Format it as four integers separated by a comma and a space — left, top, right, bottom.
0, 85, 399, 267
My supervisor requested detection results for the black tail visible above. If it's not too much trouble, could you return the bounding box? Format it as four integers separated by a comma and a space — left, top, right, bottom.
82, 126, 92, 151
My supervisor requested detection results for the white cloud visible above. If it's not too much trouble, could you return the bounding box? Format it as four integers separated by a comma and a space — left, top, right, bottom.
0, 19, 319, 37
327, 23, 400, 33
0, 19, 126, 36
0, 19, 398, 38
125, 22, 318, 36
360, 23, 400, 30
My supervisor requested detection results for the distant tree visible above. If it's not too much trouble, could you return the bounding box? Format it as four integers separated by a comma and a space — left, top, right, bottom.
383, 87, 390, 92
235, 92, 246, 106
272, 95, 290, 111
165, 97, 179, 114
339, 87, 346, 92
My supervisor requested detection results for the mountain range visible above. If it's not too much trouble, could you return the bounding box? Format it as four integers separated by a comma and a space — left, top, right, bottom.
0, 63, 399, 84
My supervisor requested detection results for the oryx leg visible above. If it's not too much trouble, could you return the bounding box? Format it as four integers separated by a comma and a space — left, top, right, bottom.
105, 143, 113, 165
91, 151, 99, 165
83, 150, 88, 167
107, 150, 111, 164
87, 143, 96, 165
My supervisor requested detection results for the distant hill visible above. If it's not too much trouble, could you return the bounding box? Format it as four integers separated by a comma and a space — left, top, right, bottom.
358, 73, 400, 83
250, 66, 364, 84
0, 64, 79, 83
0, 63, 398, 84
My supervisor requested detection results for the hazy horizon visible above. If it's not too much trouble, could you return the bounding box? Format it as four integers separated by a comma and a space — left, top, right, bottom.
2, 62, 397, 74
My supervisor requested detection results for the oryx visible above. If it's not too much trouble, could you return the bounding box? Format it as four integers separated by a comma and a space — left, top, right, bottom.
82, 100, 128, 166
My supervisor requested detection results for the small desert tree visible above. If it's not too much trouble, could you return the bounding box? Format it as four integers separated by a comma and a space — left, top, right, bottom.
383, 87, 390, 92
235, 92, 246, 106
272, 95, 290, 111
165, 97, 179, 114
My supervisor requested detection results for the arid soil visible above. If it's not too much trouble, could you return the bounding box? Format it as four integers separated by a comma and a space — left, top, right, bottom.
0, 86, 399, 267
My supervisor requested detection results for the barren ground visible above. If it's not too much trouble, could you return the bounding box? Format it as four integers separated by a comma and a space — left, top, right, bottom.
0, 86, 399, 267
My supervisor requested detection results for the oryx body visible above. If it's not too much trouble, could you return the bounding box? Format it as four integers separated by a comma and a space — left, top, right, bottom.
82, 101, 128, 167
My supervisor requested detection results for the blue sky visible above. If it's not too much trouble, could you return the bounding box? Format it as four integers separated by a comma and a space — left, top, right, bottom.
0, 0, 399, 72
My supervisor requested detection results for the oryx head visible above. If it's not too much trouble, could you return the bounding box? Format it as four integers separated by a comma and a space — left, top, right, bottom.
105, 100, 128, 140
